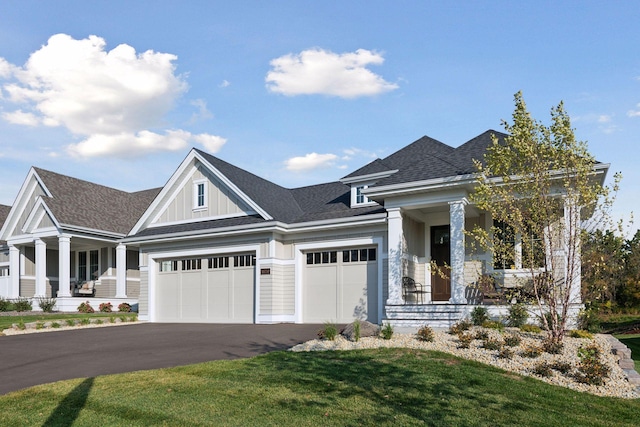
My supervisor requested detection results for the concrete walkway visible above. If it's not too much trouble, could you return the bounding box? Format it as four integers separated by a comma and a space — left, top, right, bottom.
0, 323, 320, 395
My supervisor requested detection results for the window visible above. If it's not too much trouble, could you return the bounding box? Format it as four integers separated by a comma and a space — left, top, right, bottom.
356, 186, 369, 204
306, 251, 337, 265
493, 220, 544, 270
208, 256, 229, 269
233, 254, 256, 267
160, 260, 178, 272
343, 248, 377, 263
193, 180, 207, 209
182, 259, 202, 271
77, 250, 99, 281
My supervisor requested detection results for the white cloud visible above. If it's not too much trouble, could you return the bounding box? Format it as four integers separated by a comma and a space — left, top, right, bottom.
627, 104, 640, 117
266, 48, 398, 98
0, 34, 226, 159
189, 99, 213, 123
193, 133, 226, 153
2, 109, 39, 126
219, 80, 230, 88
341, 147, 379, 161
284, 152, 338, 172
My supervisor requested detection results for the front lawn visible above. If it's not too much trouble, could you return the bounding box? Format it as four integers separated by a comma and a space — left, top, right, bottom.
0, 348, 638, 427
0, 313, 117, 332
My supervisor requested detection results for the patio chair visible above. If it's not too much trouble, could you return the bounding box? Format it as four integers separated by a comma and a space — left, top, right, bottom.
402, 277, 427, 304
476, 275, 504, 305
76, 280, 96, 297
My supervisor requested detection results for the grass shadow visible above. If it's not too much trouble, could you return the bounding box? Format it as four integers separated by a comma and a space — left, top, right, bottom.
42, 377, 94, 427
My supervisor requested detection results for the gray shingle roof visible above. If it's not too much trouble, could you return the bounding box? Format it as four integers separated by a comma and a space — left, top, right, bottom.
34, 168, 161, 235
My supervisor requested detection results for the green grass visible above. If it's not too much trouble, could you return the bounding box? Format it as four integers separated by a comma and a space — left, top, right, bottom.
599, 313, 640, 334
0, 348, 638, 426
0, 313, 115, 332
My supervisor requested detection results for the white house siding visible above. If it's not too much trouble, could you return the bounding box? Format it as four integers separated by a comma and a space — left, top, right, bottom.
139, 269, 149, 317
10, 183, 47, 238
36, 212, 55, 229
154, 166, 248, 224
259, 263, 295, 316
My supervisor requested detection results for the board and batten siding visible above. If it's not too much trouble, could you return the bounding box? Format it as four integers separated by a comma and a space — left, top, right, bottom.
153, 166, 249, 225
11, 182, 47, 238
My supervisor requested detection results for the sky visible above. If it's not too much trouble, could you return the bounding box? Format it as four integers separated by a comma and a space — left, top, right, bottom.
0, 1, 638, 233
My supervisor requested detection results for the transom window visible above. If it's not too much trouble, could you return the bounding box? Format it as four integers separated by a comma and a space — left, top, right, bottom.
306, 251, 338, 265
233, 254, 256, 267
182, 259, 202, 271
208, 256, 229, 269
343, 248, 377, 263
160, 260, 179, 272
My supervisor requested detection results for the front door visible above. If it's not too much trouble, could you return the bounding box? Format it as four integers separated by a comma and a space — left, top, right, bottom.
431, 225, 451, 301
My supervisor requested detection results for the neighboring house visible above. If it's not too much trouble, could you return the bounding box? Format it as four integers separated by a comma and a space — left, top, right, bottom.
0, 130, 609, 326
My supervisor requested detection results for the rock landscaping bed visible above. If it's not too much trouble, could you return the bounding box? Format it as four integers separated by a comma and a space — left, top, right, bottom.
2, 314, 139, 336
291, 322, 640, 399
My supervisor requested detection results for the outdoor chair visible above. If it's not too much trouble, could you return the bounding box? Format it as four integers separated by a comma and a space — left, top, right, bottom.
476, 274, 505, 305
402, 276, 427, 304
75, 280, 96, 297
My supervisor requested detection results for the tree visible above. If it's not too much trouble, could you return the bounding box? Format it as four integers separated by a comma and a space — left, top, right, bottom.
581, 229, 625, 310
469, 91, 611, 345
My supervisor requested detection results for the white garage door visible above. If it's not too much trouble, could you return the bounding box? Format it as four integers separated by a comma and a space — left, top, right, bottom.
156, 254, 255, 323
303, 247, 378, 324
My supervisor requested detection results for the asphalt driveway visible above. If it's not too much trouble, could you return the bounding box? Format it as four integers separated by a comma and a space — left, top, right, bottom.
0, 323, 320, 395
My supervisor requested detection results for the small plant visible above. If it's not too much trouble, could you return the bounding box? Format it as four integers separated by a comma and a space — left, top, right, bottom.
51, 322, 61, 329
0, 298, 12, 312
551, 361, 572, 374
521, 345, 542, 358
119, 315, 129, 323
532, 362, 553, 378
109, 316, 116, 324
66, 319, 76, 327
539, 311, 561, 331
129, 315, 138, 322
353, 319, 361, 342
77, 301, 94, 313
482, 337, 502, 350
99, 302, 113, 313
380, 323, 394, 340
507, 303, 529, 327
577, 307, 601, 333
519, 324, 542, 334
13, 297, 32, 312
481, 320, 504, 331
470, 307, 489, 326
416, 325, 435, 342
569, 329, 594, 339
96, 319, 104, 325
497, 347, 514, 359
118, 302, 132, 312
474, 329, 489, 340
457, 332, 474, 349
37, 297, 57, 313
35, 321, 45, 330
575, 342, 610, 386
80, 318, 91, 325
16, 319, 26, 330
503, 333, 522, 347
542, 338, 564, 355
317, 322, 337, 340
449, 319, 472, 335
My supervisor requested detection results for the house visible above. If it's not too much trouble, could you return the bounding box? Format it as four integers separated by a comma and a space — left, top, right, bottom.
0, 130, 609, 326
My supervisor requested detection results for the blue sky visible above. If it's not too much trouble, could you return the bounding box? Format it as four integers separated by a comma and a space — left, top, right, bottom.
0, 1, 638, 232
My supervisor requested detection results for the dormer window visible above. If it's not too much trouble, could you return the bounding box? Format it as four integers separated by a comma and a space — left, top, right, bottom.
356, 186, 369, 204
193, 180, 207, 210
349, 183, 376, 207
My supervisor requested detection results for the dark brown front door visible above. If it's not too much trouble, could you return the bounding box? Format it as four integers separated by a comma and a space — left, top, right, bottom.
431, 225, 451, 301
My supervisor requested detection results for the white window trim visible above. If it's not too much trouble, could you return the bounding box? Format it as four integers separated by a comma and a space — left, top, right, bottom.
350, 183, 377, 208
193, 179, 208, 211
76, 249, 101, 282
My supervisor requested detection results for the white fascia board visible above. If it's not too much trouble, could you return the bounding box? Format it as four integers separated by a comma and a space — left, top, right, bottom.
21, 198, 61, 234
365, 173, 478, 198
59, 224, 126, 240
340, 169, 398, 185
285, 213, 388, 232
194, 151, 273, 221
0, 168, 53, 240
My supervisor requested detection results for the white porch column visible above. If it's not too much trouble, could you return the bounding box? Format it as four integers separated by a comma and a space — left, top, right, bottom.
564, 196, 582, 304
115, 243, 127, 298
386, 208, 404, 305
57, 235, 72, 297
8, 245, 20, 298
34, 238, 47, 297
449, 199, 467, 304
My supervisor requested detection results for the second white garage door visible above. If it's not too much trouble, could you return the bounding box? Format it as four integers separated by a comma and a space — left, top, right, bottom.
155, 254, 255, 323
303, 247, 378, 324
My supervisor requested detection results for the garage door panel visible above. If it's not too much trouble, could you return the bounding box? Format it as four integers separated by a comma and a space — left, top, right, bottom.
304, 265, 338, 323
157, 272, 180, 321
181, 271, 205, 320
341, 264, 372, 322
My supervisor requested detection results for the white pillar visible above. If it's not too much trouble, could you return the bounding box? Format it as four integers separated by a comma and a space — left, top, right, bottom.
34, 238, 47, 297
115, 243, 127, 298
449, 199, 467, 304
9, 245, 20, 298
564, 196, 582, 304
386, 208, 404, 305
57, 235, 72, 297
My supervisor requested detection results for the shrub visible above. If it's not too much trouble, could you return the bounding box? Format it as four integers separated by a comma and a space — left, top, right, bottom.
575, 342, 610, 386
521, 345, 542, 358
449, 319, 472, 335
37, 297, 56, 313
380, 323, 394, 340
118, 302, 132, 312
482, 337, 502, 351
353, 319, 361, 342
539, 311, 561, 331
51, 322, 61, 329
99, 302, 113, 313
569, 329, 594, 339
551, 361, 572, 374
16, 319, 25, 330
470, 307, 489, 326
318, 322, 337, 341
416, 325, 435, 342
532, 362, 553, 378
109, 316, 116, 324
80, 318, 91, 325
577, 307, 601, 333
129, 315, 138, 322
457, 332, 474, 349
498, 347, 514, 359
503, 333, 522, 347
119, 315, 129, 323
13, 297, 32, 312
519, 324, 542, 333
507, 303, 529, 327
542, 338, 564, 354
35, 321, 45, 330
474, 329, 489, 340
0, 298, 12, 312
77, 301, 94, 313
96, 319, 104, 325
481, 320, 504, 331
65, 319, 76, 327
